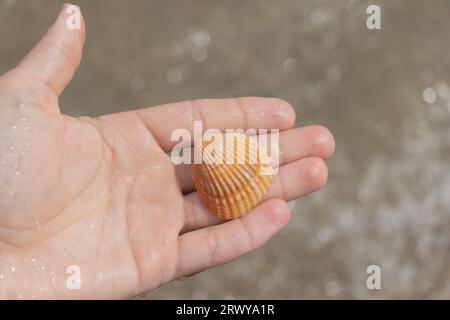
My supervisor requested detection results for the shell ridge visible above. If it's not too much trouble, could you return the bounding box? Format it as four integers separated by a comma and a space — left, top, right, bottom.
208, 163, 234, 219
233, 164, 259, 213
203, 163, 226, 217
193, 133, 273, 220
221, 163, 247, 215
228, 164, 253, 214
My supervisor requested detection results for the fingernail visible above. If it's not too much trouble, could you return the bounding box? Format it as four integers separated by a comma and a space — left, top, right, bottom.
59, 3, 69, 14
60, 3, 79, 15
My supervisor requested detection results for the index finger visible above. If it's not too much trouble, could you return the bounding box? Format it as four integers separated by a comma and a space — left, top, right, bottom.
133, 97, 296, 152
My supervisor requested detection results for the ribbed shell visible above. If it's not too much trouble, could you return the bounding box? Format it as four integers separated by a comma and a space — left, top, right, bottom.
192, 133, 273, 220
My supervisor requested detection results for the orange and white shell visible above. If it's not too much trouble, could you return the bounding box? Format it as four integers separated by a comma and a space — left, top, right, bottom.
192, 132, 274, 220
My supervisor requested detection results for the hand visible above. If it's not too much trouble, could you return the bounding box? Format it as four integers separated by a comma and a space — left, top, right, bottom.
0, 5, 335, 299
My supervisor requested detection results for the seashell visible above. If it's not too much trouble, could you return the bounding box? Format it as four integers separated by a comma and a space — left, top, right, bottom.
192, 132, 274, 220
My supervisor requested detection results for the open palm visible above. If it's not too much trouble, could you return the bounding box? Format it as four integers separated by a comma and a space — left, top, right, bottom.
0, 6, 334, 299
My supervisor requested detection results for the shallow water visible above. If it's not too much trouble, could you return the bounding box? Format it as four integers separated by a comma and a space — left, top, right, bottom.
1, 0, 449, 299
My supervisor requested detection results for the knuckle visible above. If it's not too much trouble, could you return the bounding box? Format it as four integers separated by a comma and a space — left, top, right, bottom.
206, 228, 220, 266
239, 218, 255, 251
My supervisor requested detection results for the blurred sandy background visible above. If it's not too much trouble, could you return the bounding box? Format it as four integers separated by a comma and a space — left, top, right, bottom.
1, 0, 450, 299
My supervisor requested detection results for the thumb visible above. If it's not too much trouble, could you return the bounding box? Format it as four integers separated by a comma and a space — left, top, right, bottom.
14, 3, 86, 98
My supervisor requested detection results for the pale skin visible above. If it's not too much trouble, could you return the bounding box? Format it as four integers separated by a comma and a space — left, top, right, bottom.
0, 5, 335, 299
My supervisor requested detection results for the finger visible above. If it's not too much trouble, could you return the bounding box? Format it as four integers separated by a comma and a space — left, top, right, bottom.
175, 199, 290, 279
181, 157, 327, 233
13, 4, 86, 102
176, 125, 334, 194
266, 156, 328, 200
279, 125, 335, 162
133, 97, 296, 152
